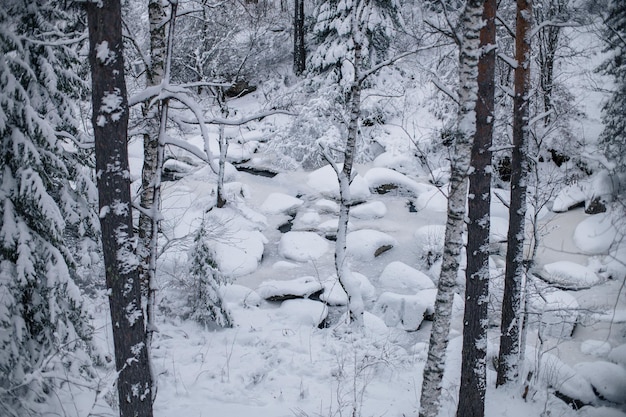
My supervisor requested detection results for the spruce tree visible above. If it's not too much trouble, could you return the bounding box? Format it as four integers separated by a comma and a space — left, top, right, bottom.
0, 2, 96, 415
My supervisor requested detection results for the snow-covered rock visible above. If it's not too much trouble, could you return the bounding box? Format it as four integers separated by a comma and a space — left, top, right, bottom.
580, 340, 612, 357
609, 344, 626, 367
306, 165, 370, 202
276, 299, 328, 327
219, 284, 263, 308
278, 231, 329, 262
314, 199, 339, 214
578, 406, 626, 417
540, 261, 603, 290
212, 229, 267, 277
350, 201, 387, 219
256, 276, 323, 301
414, 224, 445, 266
363, 167, 428, 196
574, 361, 626, 403
574, 213, 617, 255
260, 192, 303, 214
529, 289, 579, 339
415, 187, 447, 213
378, 261, 435, 294
347, 229, 397, 260
373, 292, 431, 331
293, 210, 321, 230
552, 182, 587, 212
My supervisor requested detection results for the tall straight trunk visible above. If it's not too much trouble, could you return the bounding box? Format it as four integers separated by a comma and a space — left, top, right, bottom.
293, 0, 306, 75
138, 0, 167, 293
334, 42, 364, 325
496, 0, 533, 387
419, 2, 483, 417
457, 0, 495, 415
86, 1, 153, 416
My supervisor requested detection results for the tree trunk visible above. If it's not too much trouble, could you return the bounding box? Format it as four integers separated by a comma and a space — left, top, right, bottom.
86, 1, 153, 416
496, 0, 533, 387
419, 2, 484, 416
457, 0, 495, 415
334, 41, 364, 326
293, 0, 306, 75
139, 0, 167, 295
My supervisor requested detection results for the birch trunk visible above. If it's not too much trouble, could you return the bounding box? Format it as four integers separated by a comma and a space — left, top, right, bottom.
496, 0, 533, 387
86, 1, 153, 415
334, 39, 365, 326
419, 1, 483, 416
457, 0, 494, 415
138, 0, 167, 294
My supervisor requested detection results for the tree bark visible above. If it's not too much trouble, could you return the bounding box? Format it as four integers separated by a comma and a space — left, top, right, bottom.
86, 1, 153, 416
419, 2, 484, 416
497, 0, 533, 387
457, 0, 495, 415
293, 0, 306, 75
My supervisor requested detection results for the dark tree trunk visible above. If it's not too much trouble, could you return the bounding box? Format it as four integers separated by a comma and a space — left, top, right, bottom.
293, 0, 306, 75
497, 0, 533, 388
457, 0, 495, 415
86, 2, 154, 416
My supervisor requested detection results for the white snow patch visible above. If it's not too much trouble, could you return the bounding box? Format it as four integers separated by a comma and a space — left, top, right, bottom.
609, 344, 626, 367
574, 361, 626, 403
259, 192, 303, 214
275, 299, 328, 327
574, 213, 617, 255
346, 229, 396, 260
256, 276, 323, 300
278, 231, 329, 262
350, 201, 387, 219
415, 187, 448, 213
378, 261, 435, 294
541, 261, 603, 290
580, 340, 612, 358
553, 182, 587, 212
363, 167, 429, 196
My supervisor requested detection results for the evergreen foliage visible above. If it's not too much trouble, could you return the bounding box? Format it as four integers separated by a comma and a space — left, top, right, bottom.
187, 220, 233, 328
599, 0, 626, 173
310, 0, 400, 76
0, 1, 96, 414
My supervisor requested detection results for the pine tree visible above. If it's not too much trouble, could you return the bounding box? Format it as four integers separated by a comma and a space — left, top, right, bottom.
0, 2, 96, 415
599, 0, 626, 173
310, 0, 399, 76
187, 221, 233, 328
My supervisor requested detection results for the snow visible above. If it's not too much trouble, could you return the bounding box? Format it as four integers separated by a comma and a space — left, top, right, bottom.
541, 261, 603, 290
415, 186, 448, 213
276, 299, 328, 327
378, 261, 435, 294
529, 288, 580, 339
609, 345, 626, 367
259, 192, 303, 214
574, 212, 617, 254
552, 182, 587, 212
574, 361, 626, 403
278, 231, 329, 262
363, 167, 429, 196
580, 340, 612, 357
373, 291, 430, 330
346, 229, 397, 260
350, 200, 387, 219
256, 276, 323, 301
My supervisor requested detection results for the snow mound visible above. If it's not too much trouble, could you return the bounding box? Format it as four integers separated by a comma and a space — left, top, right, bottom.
414, 224, 445, 267
526, 348, 597, 405
278, 231, 329, 262
219, 284, 263, 308
415, 288, 465, 318
609, 344, 626, 366
213, 229, 267, 277
578, 406, 626, 417
350, 201, 387, 219
378, 261, 435, 294
373, 292, 430, 331
541, 261, 602, 290
318, 277, 348, 306
553, 182, 587, 212
306, 165, 370, 201
363, 167, 428, 196
529, 289, 579, 339
314, 199, 339, 214
259, 192, 303, 214
347, 230, 397, 260
580, 340, 612, 357
293, 210, 321, 230
415, 187, 447, 213
256, 276, 323, 301
574, 213, 617, 255
276, 299, 328, 327
574, 361, 626, 403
